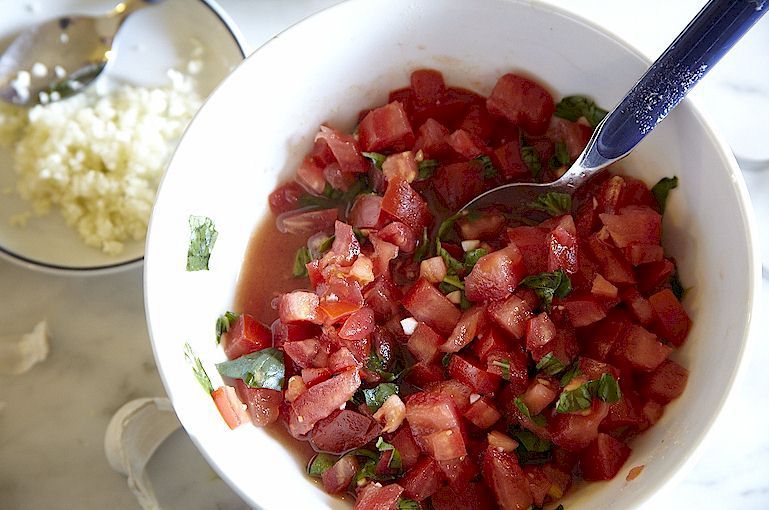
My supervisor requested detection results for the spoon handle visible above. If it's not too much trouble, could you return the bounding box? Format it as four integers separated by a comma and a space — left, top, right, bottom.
569, 0, 767, 183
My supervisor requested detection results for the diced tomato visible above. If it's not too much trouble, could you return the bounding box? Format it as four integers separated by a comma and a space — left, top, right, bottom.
382, 151, 418, 183
211, 385, 249, 430
457, 212, 506, 241
405, 392, 463, 436
354, 483, 404, 510
279, 291, 323, 325
350, 194, 384, 229
310, 137, 336, 166
549, 400, 609, 452
381, 178, 433, 233
520, 378, 558, 416
378, 221, 417, 253
584, 235, 636, 285
482, 446, 534, 510
315, 125, 368, 173
322, 455, 359, 494
580, 433, 632, 481
492, 136, 531, 181
411, 69, 446, 104
525, 312, 556, 356
580, 309, 630, 361
423, 428, 467, 461
447, 129, 488, 159
296, 156, 327, 194
574, 195, 600, 239
464, 396, 502, 429
283, 339, 322, 369
364, 276, 402, 320
473, 327, 512, 362
620, 287, 654, 326
648, 289, 691, 347
640, 359, 688, 404
373, 394, 406, 433
595, 175, 626, 215
599, 206, 661, 249
523, 465, 553, 508
407, 322, 445, 363
547, 117, 592, 160
465, 245, 525, 302
459, 104, 496, 141
548, 215, 579, 274
425, 379, 473, 412
611, 324, 671, 372
636, 258, 675, 295
437, 454, 480, 488
405, 361, 445, 387
268, 181, 303, 215
487, 349, 529, 395
359, 101, 415, 153
619, 176, 658, 210
431, 482, 496, 510
329, 347, 362, 372
221, 314, 272, 360
601, 388, 644, 432
441, 305, 487, 353
276, 208, 338, 236
311, 409, 381, 454
271, 320, 320, 349
330, 221, 361, 265
414, 118, 451, 158
400, 456, 443, 501
288, 368, 361, 437
448, 354, 501, 395
233, 380, 281, 427
391, 426, 422, 470
640, 399, 665, 430
487, 294, 532, 340
301, 367, 331, 387
403, 278, 461, 335
486, 73, 555, 135
591, 274, 618, 299
432, 162, 486, 211
488, 431, 519, 453
338, 306, 375, 341
577, 357, 620, 380
369, 235, 400, 279
562, 293, 607, 328
507, 226, 549, 275
624, 243, 664, 266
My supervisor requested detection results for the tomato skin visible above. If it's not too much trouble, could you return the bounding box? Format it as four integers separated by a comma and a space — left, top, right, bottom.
549, 400, 609, 452
310, 409, 382, 454
381, 178, 433, 233
432, 161, 487, 211
234, 380, 281, 427
448, 354, 501, 395
400, 456, 444, 501
611, 324, 671, 373
580, 433, 632, 481
648, 289, 692, 347
414, 118, 451, 158
315, 125, 368, 173
640, 359, 688, 404
465, 245, 526, 302
268, 181, 303, 215
487, 294, 532, 340
411, 69, 446, 104
359, 101, 415, 153
441, 305, 487, 353
431, 482, 496, 510
322, 455, 359, 494
482, 446, 534, 510
486, 73, 555, 135
221, 314, 272, 360
288, 368, 361, 437
354, 483, 404, 510
403, 278, 461, 335
407, 322, 445, 364
211, 385, 250, 430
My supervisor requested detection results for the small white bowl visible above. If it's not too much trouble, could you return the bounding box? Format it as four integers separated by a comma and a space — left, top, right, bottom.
0, 0, 247, 275
145, 0, 761, 508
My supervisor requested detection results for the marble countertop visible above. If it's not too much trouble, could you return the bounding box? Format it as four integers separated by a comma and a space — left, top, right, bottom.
1, 1, 767, 509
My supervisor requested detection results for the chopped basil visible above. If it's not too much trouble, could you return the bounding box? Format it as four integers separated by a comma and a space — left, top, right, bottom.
514, 429, 552, 453
514, 397, 532, 419
437, 211, 465, 241
473, 155, 498, 179
398, 498, 420, 510
215, 348, 285, 391
363, 383, 399, 412
555, 381, 594, 413
463, 248, 488, 272
441, 353, 453, 367
186, 215, 218, 271
293, 246, 312, 277
362, 151, 386, 169
299, 176, 370, 209
529, 192, 572, 217
460, 292, 472, 310
418, 159, 439, 180
437, 240, 464, 276
184, 343, 213, 394
597, 373, 622, 403
308, 453, 336, 478
491, 359, 511, 380
366, 353, 396, 382
413, 227, 430, 263
215, 311, 240, 345
651, 176, 679, 213
442, 274, 465, 291
536, 352, 566, 376
353, 227, 367, 243
354, 460, 379, 485
376, 437, 403, 471
350, 448, 379, 461
520, 268, 572, 310
559, 364, 581, 387
317, 235, 335, 254
553, 141, 570, 167
521, 145, 542, 178
554, 95, 608, 127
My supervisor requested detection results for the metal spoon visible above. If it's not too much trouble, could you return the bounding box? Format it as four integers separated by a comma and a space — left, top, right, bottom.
463, 0, 767, 215
0, 0, 164, 107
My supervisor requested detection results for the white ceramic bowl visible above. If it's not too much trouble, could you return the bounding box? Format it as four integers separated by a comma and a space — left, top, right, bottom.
0, 0, 247, 275
145, 0, 761, 508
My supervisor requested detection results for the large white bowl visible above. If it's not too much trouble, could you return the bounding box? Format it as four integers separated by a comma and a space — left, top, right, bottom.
145, 0, 761, 508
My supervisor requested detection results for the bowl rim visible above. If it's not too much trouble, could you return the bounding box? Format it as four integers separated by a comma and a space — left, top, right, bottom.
144, 0, 761, 507
0, 0, 249, 277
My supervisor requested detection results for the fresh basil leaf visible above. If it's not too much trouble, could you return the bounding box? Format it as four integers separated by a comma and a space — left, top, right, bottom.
293, 246, 312, 277
354, 459, 378, 484
463, 248, 488, 272
437, 240, 464, 275
184, 343, 213, 394
597, 373, 622, 403
376, 437, 403, 471
651, 176, 679, 213
459, 292, 472, 310
514, 429, 552, 453
554, 95, 608, 127
413, 227, 430, 264
536, 352, 566, 376
520, 268, 572, 310
437, 211, 465, 241
521, 145, 542, 178
515, 397, 532, 419
362, 151, 386, 169
491, 359, 511, 381
215, 311, 240, 345
366, 353, 395, 382
553, 141, 570, 167
418, 159, 439, 180
353, 227, 367, 243
350, 448, 379, 461
560, 364, 581, 387
555, 381, 595, 413
216, 348, 285, 391
529, 192, 572, 217
398, 498, 420, 510
473, 155, 498, 179
363, 383, 399, 412
186, 215, 218, 271
441, 353, 453, 368
317, 235, 335, 254
442, 274, 465, 291
308, 453, 337, 478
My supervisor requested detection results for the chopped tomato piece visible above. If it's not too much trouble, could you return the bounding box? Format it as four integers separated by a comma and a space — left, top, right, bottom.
611, 324, 671, 372
562, 293, 607, 328
482, 446, 534, 510
331, 220, 361, 265
276, 208, 338, 236
322, 455, 359, 494
464, 396, 502, 429
432, 161, 487, 211
221, 314, 272, 360
492, 137, 530, 181
211, 385, 249, 430
279, 291, 323, 324
599, 206, 662, 249
549, 400, 609, 452
448, 354, 501, 395
636, 258, 675, 294
437, 454, 480, 488
296, 156, 327, 194
268, 181, 303, 215
288, 368, 361, 437
423, 428, 467, 461
465, 245, 525, 302
520, 378, 559, 416
473, 327, 513, 362
425, 379, 473, 412
457, 212, 506, 241
382, 151, 418, 183
580, 433, 632, 481
350, 194, 384, 229
419, 256, 448, 284
233, 380, 281, 427
486, 73, 555, 135
400, 456, 443, 501
315, 125, 368, 173
403, 278, 461, 335
311, 409, 381, 454
391, 426, 421, 470
339, 306, 376, 341
414, 118, 451, 158
378, 221, 417, 253
447, 129, 488, 159
648, 289, 692, 347
507, 226, 549, 275
354, 483, 404, 510
487, 349, 529, 394
358, 101, 415, 153
381, 178, 433, 233
441, 305, 487, 353
548, 117, 592, 160
407, 322, 445, 363
640, 359, 688, 404
431, 482, 496, 510
548, 215, 579, 274
411, 69, 446, 104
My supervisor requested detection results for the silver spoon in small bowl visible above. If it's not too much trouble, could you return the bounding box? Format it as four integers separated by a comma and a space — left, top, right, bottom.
0, 0, 165, 107
463, 0, 767, 215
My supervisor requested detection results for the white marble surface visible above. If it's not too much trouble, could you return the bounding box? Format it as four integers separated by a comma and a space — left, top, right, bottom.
0, 1, 768, 509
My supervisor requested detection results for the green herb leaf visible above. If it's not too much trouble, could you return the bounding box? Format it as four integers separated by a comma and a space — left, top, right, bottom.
536, 352, 566, 376
215, 311, 240, 345
553, 141, 570, 167
515, 397, 532, 419
555, 381, 595, 413
514, 429, 552, 453
460, 292, 472, 310
317, 235, 335, 255
413, 227, 430, 264
353, 227, 367, 243
529, 192, 572, 217
417, 159, 439, 180
363, 383, 399, 412
363, 151, 386, 169
215, 348, 285, 391
597, 373, 622, 403
376, 437, 403, 471
442, 274, 465, 291
473, 155, 498, 179
559, 364, 581, 387
366, 353, 395, 382
186, 215, 218, 271
463, 248, 488, 272
491, 358, 511, 380
293, 246, 312, 277
437, 212, 464, 241
441, 353, 453, 368
651, 176, 679, 213
521, 146, 542, 178
308, 453, 337, 478
437, 240, 464, 275
520, 268, 572, 310
184, 343, 214, 394
397, 498, 421, 510
554, 95, 608, 127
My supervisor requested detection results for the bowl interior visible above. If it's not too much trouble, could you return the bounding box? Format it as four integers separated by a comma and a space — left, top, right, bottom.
145, 0, 757, 508
0, 0, 245, 274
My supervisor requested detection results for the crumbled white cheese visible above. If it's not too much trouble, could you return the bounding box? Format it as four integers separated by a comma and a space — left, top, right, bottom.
0, 66, 202, 254
400, 317, 418, 335
0, 320, 49, 375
